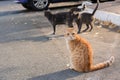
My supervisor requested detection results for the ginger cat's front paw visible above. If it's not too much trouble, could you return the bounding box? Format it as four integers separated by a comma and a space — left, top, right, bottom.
67, 64, 70, 67
66, 64, 74, 69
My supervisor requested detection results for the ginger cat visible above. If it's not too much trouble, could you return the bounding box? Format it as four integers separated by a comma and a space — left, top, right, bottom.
65, 28, 114, 72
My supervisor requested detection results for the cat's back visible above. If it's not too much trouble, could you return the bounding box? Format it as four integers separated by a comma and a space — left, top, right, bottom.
55, 12, 69, 19
81, 12, 93, 18
80, 12, 94, 23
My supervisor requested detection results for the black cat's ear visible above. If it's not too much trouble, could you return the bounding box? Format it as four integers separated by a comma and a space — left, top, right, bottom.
83, 4, 86, 10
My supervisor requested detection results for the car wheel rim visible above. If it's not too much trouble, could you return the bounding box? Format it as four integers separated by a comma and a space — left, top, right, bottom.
33, 0, 48, 9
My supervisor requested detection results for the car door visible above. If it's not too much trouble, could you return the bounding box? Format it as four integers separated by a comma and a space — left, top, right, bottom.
52, 0, 68, 2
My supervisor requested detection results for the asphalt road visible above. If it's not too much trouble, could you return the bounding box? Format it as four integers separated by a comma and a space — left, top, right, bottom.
0, 0, 120, 80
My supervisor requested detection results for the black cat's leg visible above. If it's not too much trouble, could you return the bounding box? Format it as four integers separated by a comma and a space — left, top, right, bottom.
89, 23, 94, 32
77, 21, 82, 34
82, 24, 89, 32
75, 20, 81, 33
68, 21, 73, 28
53, 25, 56, 35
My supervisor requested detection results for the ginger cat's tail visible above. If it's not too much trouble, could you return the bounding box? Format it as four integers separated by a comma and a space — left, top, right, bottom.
90, 56, 114, 71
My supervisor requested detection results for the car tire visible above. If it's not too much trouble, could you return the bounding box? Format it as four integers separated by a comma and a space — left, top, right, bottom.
91, 0, 98, 3
29, 0, 50, 11
22, 3, 32, 10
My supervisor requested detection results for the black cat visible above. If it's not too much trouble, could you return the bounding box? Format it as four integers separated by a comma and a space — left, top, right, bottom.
44, 5, 86, 35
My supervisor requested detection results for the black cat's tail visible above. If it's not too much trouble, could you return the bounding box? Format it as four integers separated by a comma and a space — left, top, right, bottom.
91, 0, 99, 16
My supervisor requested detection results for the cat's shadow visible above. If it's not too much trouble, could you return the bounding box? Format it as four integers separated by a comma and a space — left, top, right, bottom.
0, 33, 64, 43
23, 34, 64, 42
27, 69, 82, 80
13, 34, 64, 43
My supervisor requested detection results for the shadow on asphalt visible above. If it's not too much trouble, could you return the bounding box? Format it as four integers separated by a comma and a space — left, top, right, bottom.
102, 25, 120, 33
0, 34, 64, 43
0, 10, 34, 17
14, 35, 51, 42
0, 0, 114, 17
0, 4, 81, 17
0, 35, 48, 43
28, 69, 82, 80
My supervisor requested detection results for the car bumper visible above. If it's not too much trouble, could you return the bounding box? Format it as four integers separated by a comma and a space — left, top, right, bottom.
15, 0, 28, 3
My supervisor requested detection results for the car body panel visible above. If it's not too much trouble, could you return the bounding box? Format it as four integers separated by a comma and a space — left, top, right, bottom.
17, 0, 28, 3
17, 0, 114, 3
17, 0, 78, 3
16, 0, 115, 11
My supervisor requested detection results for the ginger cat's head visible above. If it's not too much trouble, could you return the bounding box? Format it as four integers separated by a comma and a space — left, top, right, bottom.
65, 28, 77, 41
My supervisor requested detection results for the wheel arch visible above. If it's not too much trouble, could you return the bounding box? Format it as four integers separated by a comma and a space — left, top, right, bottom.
27, 0, 53, 3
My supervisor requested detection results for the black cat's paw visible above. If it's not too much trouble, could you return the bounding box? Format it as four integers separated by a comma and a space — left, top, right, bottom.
52, 33, 55, 35
89, 28, 93, 32
77, 31, 80, 34
89, 30, 92, 32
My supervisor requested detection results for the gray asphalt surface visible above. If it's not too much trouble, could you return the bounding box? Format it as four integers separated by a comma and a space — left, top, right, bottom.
0, 0, 120, 80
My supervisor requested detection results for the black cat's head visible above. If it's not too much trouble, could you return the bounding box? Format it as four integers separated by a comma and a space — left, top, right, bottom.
44, 10, 52, 17
69, 4, 86, 14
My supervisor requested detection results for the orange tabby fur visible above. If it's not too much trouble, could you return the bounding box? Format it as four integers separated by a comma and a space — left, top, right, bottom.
65, 28, 114, 72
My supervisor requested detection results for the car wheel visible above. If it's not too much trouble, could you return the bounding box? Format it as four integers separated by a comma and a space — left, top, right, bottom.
29, 0, 50, 11
91, 0, 98, 3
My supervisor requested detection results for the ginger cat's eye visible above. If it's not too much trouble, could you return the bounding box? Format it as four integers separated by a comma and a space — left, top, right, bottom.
72, 33, 75, 35
67, 33, 70, 35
